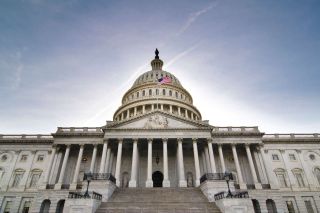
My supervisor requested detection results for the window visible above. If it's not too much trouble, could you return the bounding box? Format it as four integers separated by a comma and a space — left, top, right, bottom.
4, 201, 12, 213
175, 92, 178, 98
1, 154, 8, 162
149, 89, 152, 96
156, 89, 159, 95
162, 89, 166, 95
314, 168, 320, 185
142, 90, 145, 96
289, 154, 296, 161
20, 155, 28, 161
286, 201, 295, 213
272, 154, 279, 161
304, 200, 315, 213
30, 173, 41, 188
169, 90, 172, 96
22, 201, 31, 213
309, 154, 316, 160
37, 155, 44, 162
136, 92, 139, 98
12, 169, 25, 187
295, 173, 305, 187
277, 174, 287, 187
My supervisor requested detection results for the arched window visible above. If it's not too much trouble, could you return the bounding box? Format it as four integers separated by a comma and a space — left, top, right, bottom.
292, 168, 305, 187
156, 89, 159, 95
142, 90, 145, 96
175, 92, 178, 98
149, 89, 152, 96
121, 172, 129, 188
266, 199, 277, 213
56, 199, 65, 213
28, 169, 42, 188
169, 90, 172, 96
252, 199, 261, 213
162, 89, 166, 95
314, 168, 320, 185
136, 92, 139, 98
274, 168, 288, 188
40, 199, 51, 213
11, 169, 25, 188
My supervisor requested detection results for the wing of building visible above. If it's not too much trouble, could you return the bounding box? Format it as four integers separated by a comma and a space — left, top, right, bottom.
0, 50, 320, 213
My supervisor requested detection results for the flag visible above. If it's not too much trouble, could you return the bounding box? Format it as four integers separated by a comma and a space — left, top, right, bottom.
158, 76, 171, 84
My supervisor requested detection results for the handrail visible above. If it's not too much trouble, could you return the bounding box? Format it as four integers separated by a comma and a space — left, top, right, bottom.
83, 173, 116, 184
214, 191, 249, 200
200, 173, 234, 184
68, 191, 102, 200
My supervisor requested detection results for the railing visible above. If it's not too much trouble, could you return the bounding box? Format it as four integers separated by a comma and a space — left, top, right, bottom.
200, 173, 234, 184
0, 134, 53, 139
263, 134, 319, 139
46, 184, 55, 189
61, 184, 70, 189
261, 184, 271, 189
214, 191, 249, 201
56, 127, 103, 133
83, 173, 116, 184
68, 191, 102, 200
246, 184, 255, 190
212, 126, 259, 132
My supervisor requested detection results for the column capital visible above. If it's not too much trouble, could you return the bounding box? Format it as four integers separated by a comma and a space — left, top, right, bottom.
162, 138, 168, 142
133, 138, 139, 143
231, 143, 236, 148
117, 138, 123, 143
93, 144, 98, 148
245, 143, 251, 148
192, 138, 198, 142
103, 138, 110, 143
79, 144, 85, 148
66, 144, 71, 148
177, 138, 183, 142
147, 138, 153, 143
279, 149, 285, 153
295, 149, 302, 154
206, 138, 213, 143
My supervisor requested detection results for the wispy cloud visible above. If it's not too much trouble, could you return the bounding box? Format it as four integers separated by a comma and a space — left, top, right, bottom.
176, 1, 217, 36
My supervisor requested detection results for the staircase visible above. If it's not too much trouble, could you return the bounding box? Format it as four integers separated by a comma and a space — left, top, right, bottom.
96, 187, 221, 213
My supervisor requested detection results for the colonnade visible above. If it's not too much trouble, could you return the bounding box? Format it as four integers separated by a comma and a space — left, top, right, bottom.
44, 139, 263, 190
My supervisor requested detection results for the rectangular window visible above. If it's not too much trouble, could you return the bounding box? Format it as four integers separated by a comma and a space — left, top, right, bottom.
304, 200, 315, 213
289, 154, 296, 161
4, 201, 12, 213
30, 174, 40, 188
272, 154, 279, 160
20, 155, 28, 161
12, 173, 23, 187
37, 155, 44, 161
296, 173, 305, 187
277, 174, 287, 187
286, 201, 295, 213
22, 201, 31, 213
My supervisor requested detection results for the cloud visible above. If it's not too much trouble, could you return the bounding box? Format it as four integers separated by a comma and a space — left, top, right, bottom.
176, 1, 217, 36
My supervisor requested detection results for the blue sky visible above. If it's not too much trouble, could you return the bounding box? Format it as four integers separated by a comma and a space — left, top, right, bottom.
0, 0, 319, 134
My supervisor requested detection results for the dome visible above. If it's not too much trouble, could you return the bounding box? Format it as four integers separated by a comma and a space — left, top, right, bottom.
113, 49, 202, 122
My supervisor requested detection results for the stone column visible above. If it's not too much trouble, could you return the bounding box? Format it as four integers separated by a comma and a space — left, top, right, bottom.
192, 138, 201, 186
121, 113, 124, 120
259, 146, 278, 189
191, 112, 194, 120
178, 107, 181, 116
296, 150, 316, 189
201, 151, 207, 174
161, 104, 164, 111
245, 144, 262, 189
104, 148, 111, 173
71, 145, 84, 189
126, 109, 129, 119
55, 145, 71, 189
163, 138, 170, 187
108, 152, 114, 174
42, 145, 57, 189
99, 141, 108, 173
170, 105, 173, 113
177, 138, 187, 187
134, 107, 137, 116
207, 138, 217, 173
218, 144, 226, 173
151, 104, 154, 111
204, 146, 211, 173
129, 139, 139, 187
115, 139, 123, 187
142, 105, 145, 114
146, 138, 153, 187
231, 144, 246, 189
90, 144, 98, 172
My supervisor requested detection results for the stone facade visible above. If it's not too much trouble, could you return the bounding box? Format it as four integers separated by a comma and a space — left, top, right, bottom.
0, 52, 320, 213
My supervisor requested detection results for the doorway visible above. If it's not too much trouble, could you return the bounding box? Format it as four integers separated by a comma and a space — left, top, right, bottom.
152, 171, 163, 187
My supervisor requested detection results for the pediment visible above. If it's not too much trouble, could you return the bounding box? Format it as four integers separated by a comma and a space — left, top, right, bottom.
107, 111, 210, 130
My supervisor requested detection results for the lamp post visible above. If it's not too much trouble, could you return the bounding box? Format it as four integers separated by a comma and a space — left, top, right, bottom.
224, 171, 232, 197
84, 172, 92, 198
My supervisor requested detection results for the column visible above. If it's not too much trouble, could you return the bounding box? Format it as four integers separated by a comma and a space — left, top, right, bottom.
201, 151, 207, 174
126, 109, 129, 119
207, 138, 217, 173
121, 113, 124, 120
245, 144, 262, 189
42, 145, 57, 189
129, 139, 139, 187
204, 146, 211, 173
161, 104, 164, 111
151, 104, 154, 111
259, 146, 278, 189
218, 144, 226, 173
99, 141, 108, 173
134, 107, 137, 116
115, 139, 123, 187
90, 144, 98, 172
170, 105, 173, 113
191, 112, 194, 120
108, 151, 114, 174
192, 138, 201, 186
178, 107, 181, 116
231, 144, 246, 189
142, 105, 145, 114
296, 150, 316, 189
71, 145, 84, 189
55, 145, 71, 189
177, 138, 187, 187
163, 138, 170, 187
146, 138, 153, 187
185, 109, 189, 119
104, 148, 111, 173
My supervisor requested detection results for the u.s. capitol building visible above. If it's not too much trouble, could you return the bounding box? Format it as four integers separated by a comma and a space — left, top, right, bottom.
0, 51, 319, 213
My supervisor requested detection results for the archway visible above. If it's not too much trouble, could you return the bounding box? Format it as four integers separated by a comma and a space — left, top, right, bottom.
40, 199, 51, 213
152, 171, 163, 187
252, 199, 261, 213
55, 199, 65, 213
266, 199, 277, 213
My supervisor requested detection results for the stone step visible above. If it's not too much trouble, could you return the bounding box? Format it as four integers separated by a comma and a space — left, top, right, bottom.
96, 188, 221, 213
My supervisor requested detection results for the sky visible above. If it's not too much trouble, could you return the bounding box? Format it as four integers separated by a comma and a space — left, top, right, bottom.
0, 0, 320, 134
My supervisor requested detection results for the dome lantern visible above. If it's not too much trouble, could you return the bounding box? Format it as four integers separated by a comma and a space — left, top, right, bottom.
151, 48, 163, 70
